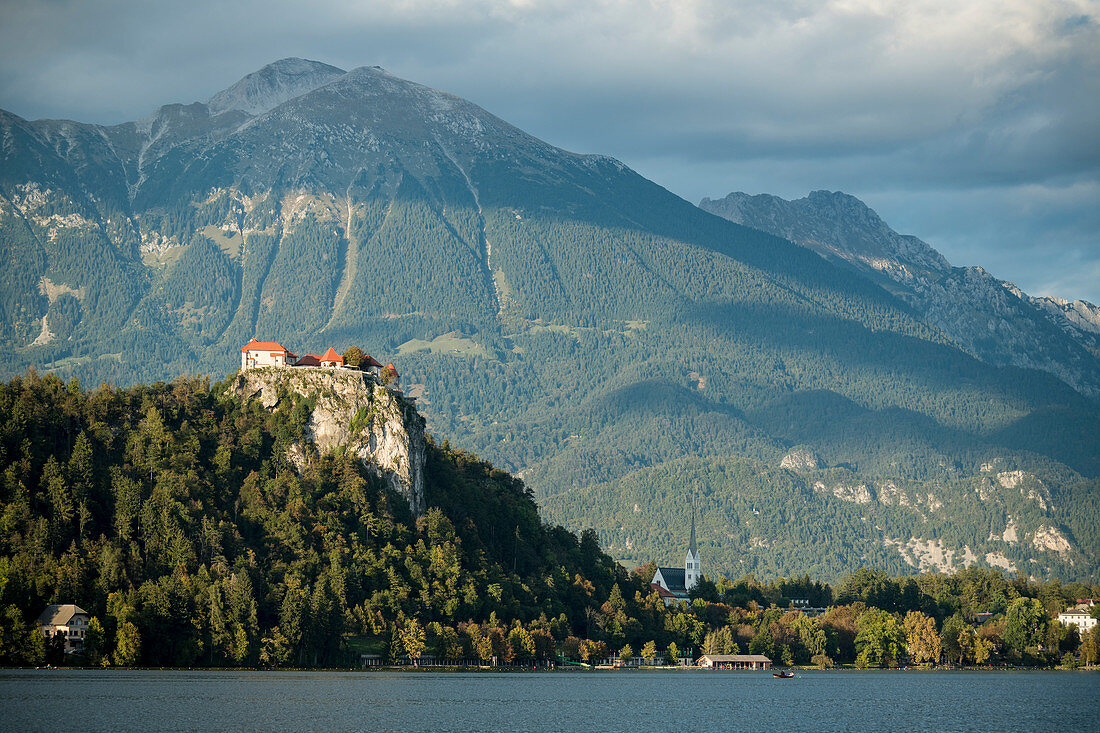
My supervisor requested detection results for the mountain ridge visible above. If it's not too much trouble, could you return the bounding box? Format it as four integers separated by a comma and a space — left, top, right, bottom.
700, 190, 1100, 398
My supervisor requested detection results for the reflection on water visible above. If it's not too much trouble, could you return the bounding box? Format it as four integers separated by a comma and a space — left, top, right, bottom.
1, 669, 1098, 732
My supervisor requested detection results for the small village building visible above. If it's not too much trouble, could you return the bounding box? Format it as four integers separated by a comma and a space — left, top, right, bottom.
37, 604, 91, 654
648, 582, 680, 605
359, 354, 384, 375
651, 502, 701, 606
241, 339, 296, 370
383, 363, 401, 390
319, 347, 344, 368
788, 598, 828, 617
697, 654, 772, 670
1058, 604, 1098, 634
294, 347, 345, 368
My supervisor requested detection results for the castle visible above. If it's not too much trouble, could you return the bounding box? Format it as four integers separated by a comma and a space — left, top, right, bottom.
240, 339, 397, 386
650, 503, 701, 605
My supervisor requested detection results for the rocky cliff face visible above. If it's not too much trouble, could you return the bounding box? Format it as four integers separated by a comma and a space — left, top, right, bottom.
231, 366, 426, 515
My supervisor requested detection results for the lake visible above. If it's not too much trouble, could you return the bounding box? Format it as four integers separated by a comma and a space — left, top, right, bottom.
1, 669, 1097, 732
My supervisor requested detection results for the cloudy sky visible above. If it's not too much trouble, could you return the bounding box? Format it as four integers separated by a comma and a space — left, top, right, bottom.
2, 0, 1098, 302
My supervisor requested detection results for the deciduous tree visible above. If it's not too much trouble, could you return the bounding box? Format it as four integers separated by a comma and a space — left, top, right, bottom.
400, 618, 426, 666
854, 608, 904, 668
903, 611, 940, 665
1004, 598, 1048, 656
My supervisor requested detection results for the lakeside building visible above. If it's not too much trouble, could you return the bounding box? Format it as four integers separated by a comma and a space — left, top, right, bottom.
1058, 601, 1098, 634
650, 502, 701, 606
696, 654, 772, 670
37, 604, 90, 654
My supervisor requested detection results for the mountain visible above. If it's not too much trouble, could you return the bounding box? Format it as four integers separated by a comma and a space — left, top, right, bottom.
699, 191, 1100, 397
206, 58, 346, 116
2, 60, 1099, 582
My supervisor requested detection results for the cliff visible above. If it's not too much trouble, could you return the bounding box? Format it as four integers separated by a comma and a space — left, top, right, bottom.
231, 367, 426, 515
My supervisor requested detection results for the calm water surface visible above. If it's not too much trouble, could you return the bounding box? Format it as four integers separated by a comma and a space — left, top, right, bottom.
1, 669, 1097, 732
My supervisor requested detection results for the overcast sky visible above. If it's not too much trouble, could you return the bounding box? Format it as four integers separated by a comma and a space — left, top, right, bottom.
2, 0, 1098, 302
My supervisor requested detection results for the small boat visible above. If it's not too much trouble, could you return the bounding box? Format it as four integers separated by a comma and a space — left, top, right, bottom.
773, 671, 796, 678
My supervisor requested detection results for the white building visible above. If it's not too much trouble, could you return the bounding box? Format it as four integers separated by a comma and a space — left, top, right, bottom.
697, 654, 772, 670
651, 502, 701, 606
1058, 601, 1097, 635
240, 339, 296, 370
37, 604, 90, 653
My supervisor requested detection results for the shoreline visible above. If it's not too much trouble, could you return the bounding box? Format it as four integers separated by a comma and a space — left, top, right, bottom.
6, 664, 1098, 674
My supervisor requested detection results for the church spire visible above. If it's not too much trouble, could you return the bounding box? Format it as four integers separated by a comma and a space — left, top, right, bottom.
689, 492, 697, 555
684, 488, 700, 591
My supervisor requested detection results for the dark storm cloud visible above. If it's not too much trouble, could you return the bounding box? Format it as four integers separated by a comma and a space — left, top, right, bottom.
1, 0, 1098, 301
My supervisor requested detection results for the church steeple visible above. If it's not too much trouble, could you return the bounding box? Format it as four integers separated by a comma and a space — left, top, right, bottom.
684, 490, 701, 590
689, 496, 698, 556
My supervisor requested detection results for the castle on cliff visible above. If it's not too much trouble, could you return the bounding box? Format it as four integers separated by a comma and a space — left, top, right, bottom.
240, 339, 399, 387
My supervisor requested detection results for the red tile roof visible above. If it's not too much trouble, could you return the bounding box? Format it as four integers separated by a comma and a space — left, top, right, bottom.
295, 354, 322, 366
385, 363, 399, 377
361, 355, 383, 369
241, 338, 292, 354
321, 347, 343, 362
649, 583, 676, 598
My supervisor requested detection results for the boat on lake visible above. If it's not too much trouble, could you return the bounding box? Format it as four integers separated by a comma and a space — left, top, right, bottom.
773, 671, 796, 678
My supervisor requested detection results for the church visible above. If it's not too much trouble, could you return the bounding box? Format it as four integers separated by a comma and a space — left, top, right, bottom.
649, 507, 701, 606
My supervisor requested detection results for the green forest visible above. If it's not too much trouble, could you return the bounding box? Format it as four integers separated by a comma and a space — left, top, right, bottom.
1, 372, 1097, 670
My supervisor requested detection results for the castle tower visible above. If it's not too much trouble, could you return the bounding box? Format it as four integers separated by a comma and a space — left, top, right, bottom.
684, 496, 700, 590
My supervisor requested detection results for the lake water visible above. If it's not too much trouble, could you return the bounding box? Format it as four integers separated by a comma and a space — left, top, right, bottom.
1, 669, 1097, 732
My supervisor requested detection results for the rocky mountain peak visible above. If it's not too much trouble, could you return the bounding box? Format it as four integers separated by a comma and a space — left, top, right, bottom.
701, 189, 950, 275
702, 189, 1100, 398
206, 57, 346, 116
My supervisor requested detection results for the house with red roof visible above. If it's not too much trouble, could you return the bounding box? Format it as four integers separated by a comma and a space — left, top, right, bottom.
241, 339, 297, 370
293, 347, 345, 368
360, 354, 384, 374
381, 363, 401, 389
319, 347, 344, 368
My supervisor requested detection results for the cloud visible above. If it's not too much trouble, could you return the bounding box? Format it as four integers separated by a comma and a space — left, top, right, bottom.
1, 0, 1098, 300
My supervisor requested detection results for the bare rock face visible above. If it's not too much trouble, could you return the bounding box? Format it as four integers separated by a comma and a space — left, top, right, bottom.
232, 366, 426, 515
779, 447, 824, 471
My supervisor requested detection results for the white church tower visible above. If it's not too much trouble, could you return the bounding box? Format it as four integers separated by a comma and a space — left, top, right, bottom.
684, 498, 700, 590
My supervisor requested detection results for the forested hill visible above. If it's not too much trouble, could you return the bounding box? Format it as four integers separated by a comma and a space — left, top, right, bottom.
2, 59, 1099, 582
0, 371, 625, 666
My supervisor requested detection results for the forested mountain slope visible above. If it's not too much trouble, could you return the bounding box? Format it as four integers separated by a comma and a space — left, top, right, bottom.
699, 191, 1100, 398
1, 60, 1098, 582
